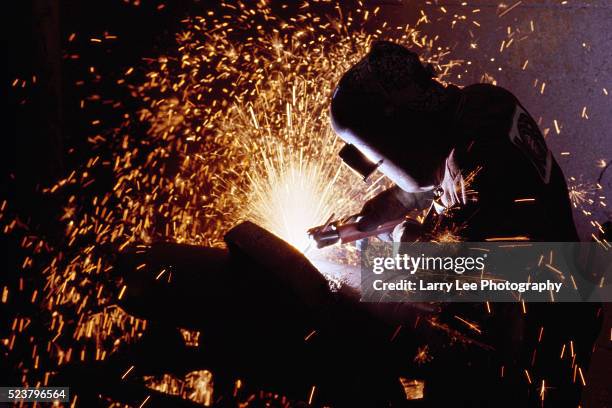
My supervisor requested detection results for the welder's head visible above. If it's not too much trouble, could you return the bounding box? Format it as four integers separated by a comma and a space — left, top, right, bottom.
331, 41, 458, 192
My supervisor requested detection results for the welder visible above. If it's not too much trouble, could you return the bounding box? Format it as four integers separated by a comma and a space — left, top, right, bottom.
330, 40, 578, 242
329, 41, 600, 406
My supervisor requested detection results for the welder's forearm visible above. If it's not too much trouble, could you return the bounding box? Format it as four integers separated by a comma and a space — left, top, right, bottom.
392, 185, 434, 210
337, 218, 405, 244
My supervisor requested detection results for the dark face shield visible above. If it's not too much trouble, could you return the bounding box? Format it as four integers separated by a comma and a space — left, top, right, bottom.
339, 144, 382, 181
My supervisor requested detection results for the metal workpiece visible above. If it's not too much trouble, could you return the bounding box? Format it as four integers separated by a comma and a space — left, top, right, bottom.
224, 221, 333, 310
61, 222, 427, 406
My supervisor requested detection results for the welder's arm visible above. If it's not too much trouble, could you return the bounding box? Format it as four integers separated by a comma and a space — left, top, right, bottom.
357, 186, 433, 234
434, 137, 577, 242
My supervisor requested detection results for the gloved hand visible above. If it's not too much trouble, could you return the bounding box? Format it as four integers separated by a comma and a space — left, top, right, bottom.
357, 186, 433, 232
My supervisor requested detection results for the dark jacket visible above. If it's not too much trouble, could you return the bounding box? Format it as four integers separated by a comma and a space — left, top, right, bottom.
422, 83, 579, 242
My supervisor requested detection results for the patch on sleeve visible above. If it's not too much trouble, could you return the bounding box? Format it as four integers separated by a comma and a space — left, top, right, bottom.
508, 104, 552, 184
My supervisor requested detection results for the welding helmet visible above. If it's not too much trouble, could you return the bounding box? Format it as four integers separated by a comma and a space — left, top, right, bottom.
331, 41, 459, 192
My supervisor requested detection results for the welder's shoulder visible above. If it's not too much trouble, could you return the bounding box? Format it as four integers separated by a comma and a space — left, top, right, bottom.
460, 83, 517, 103
456, 83, 554, 183
457, 83, 518, 134
456, 84, 544, 184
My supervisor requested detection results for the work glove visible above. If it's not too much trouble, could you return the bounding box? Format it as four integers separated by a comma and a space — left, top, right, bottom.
357, 186, 433, 233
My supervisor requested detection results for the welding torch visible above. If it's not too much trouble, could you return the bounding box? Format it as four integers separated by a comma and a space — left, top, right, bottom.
307, 214, 412, 249
307, 144, 432, 249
